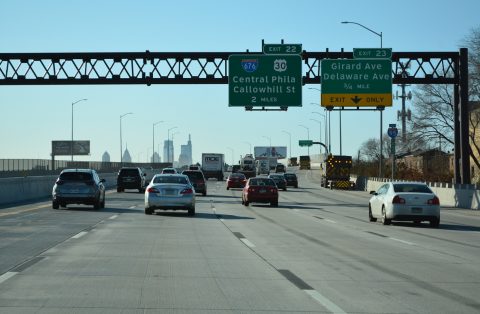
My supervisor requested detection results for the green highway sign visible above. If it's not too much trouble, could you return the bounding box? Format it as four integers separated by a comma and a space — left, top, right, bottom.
298, 140, 313, 147
321, 59, 392, 107
353, 48, 392, 59
263, 44, 302, 55
229, 54, 302, 107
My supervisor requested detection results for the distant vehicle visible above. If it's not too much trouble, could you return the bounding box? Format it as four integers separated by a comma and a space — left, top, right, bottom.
268, 157, 278, 170
188, 165, 201, 171
52, 169, 106, 210
117, 167, 146, 193
242, 177, 278, 207
275, 164, 286, 173
299, 155, 311, 170
320, 155, 355, 189
182, 170, 207, 196
284, 173, 298, 188
288, 157, 298, 167
141, 167, 156, 185
201, 153, 224, 180
268, 173, 287, 191
255, 159, 270, 175
368, 182, 440, 228
232, 165, 241, 173
238, 154, 256, 178
144, 174, 196, 215
226, 173, 247, 190
161, 167, 178, 174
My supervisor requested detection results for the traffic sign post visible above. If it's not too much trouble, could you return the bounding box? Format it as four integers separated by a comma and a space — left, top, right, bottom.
228, 54, 302, 108
388, 124, 397, 180
321, 59, 392, 107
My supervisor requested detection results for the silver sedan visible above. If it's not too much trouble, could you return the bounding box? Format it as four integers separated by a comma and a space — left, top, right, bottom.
369, 182, 440, 227
144, 174, 196, 215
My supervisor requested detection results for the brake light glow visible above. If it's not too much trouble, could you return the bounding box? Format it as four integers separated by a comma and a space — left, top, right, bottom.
392, 195, 406, 204
147, 187, 159, 193
180, 188, 193, 195
248, 187, 255, 193
427, 196, 440, 205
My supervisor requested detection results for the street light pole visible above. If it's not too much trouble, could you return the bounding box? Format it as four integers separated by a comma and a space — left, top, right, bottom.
227, 147, 234, 165
282, 130, 292, 159
310, 105, 328, 155
152, 121, 164, 163
243, 141, 252, 155
167, 126, 178, 164
310, 119, 322, 157
71, 98, 87, 162
298, 124, 310, 156
120, 112, 133, 166
342, 20, 384, 177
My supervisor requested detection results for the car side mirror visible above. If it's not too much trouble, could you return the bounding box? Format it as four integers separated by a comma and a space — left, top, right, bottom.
369, 191, 377, 195
143, 173, 146, 176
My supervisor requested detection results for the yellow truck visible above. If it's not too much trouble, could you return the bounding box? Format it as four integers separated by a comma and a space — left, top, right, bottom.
320, 154, 355, 189
299, 155, 311, 170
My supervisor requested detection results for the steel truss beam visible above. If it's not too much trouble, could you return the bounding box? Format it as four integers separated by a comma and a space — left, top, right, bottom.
0, 50, 469, 185
0, 51, 458, 85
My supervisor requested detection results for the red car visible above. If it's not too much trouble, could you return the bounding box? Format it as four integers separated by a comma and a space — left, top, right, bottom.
242, 177, 278, 207
226, 173, 247, 190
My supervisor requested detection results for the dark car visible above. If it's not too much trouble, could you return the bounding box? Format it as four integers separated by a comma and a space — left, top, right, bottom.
268, 174, 287, 191
275, 164, 286, 173
232, 165, 241, 173
52, 169, 106, 210
242, 177, 278, 207
284, 173, 298, 188
182, 170, 207, 196
117, 167, 146, 193
226, 173, 247, 190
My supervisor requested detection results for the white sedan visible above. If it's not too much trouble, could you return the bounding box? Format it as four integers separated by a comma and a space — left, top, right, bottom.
369, 182, 440, 228
144, 174, 195, 215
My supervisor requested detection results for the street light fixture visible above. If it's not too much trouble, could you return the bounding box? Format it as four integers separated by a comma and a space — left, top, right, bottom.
342, 20, 384, 177
71, 98, 88, 161
167, 126, 178, 164
120, 112, 133, 166
282, 130, 292, 159
310, 104, 329, 154
152, 121, 164, 163
298, 124, 310, 156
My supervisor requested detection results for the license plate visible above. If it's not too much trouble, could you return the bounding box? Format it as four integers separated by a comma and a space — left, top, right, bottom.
259, 189, 266, 194
412, 207, 422, 213
164, 189, 176, 196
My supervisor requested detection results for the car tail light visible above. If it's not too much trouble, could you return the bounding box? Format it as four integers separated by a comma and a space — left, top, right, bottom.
427, 196, 440, 205
392, 195, 406, 204
270, 188, 278, 194
147, 187, 159, 193
181, 188, 193, 195
248, 187, 255, 193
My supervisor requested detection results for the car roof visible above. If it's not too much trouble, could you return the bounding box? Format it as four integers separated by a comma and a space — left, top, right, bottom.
61, 168, 93, 173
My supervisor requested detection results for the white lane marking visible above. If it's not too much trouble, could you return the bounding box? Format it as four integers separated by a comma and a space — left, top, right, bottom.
240, 238, 256, 248
71, 231, 88, 239
0, 272, 18, 284
293, 208, 300, 212
129, 206, 136, 209
220, 219, 225, 222
325, 219, 337, 224
304, 289, 347, 314
390, 237, 416, 246
109, 215, 119, 220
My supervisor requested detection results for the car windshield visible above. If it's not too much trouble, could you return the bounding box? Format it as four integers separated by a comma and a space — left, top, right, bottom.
153, 176, 188, 184
59, 172, 92, 181
119, 169, 138, 176
249, 178, 275, 186
393, 184, 432, 193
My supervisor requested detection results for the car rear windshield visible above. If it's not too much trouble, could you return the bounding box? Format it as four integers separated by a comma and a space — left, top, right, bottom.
249, 178, 275, 186
284, 174, 296, 178
153, 176, 188, 184
119, 169, 139, 176
230, 173, 246, 179
393, 184, 432, 193
59, 172, 92, 181
183, 172, 204, 180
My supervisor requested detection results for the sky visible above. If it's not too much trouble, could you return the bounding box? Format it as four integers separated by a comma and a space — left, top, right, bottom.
1, 0, 479, 164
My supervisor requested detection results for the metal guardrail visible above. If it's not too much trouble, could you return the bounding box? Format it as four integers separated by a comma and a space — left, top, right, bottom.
0, 159, 172, 178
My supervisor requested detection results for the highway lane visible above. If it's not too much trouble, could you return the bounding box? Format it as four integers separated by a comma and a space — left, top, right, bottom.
0, 171, 479, 313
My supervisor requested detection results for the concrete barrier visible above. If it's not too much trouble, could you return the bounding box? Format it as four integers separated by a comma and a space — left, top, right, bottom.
0, 173, 118, 206
353, 176, 480, 210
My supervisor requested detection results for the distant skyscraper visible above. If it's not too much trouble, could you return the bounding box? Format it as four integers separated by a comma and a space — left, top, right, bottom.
102, 151, 110, 162
163, 140, 174, 163
179, 134, 193, 166
152, 152, 161, 163
122, 145, 132, 163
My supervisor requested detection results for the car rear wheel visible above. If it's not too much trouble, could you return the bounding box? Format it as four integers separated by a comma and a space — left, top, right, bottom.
188, 206, 195, 216
227, 187, 230, 190
368, 205, 377, 222
203, 191, 207, 196
381, 207, 391, 225
430, 218, 440, 228
271, 201, 278, 207
52, 201, 59, 209
93, 199, 101, 210
144, 207, 153, 215
117, 187, 122, 192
